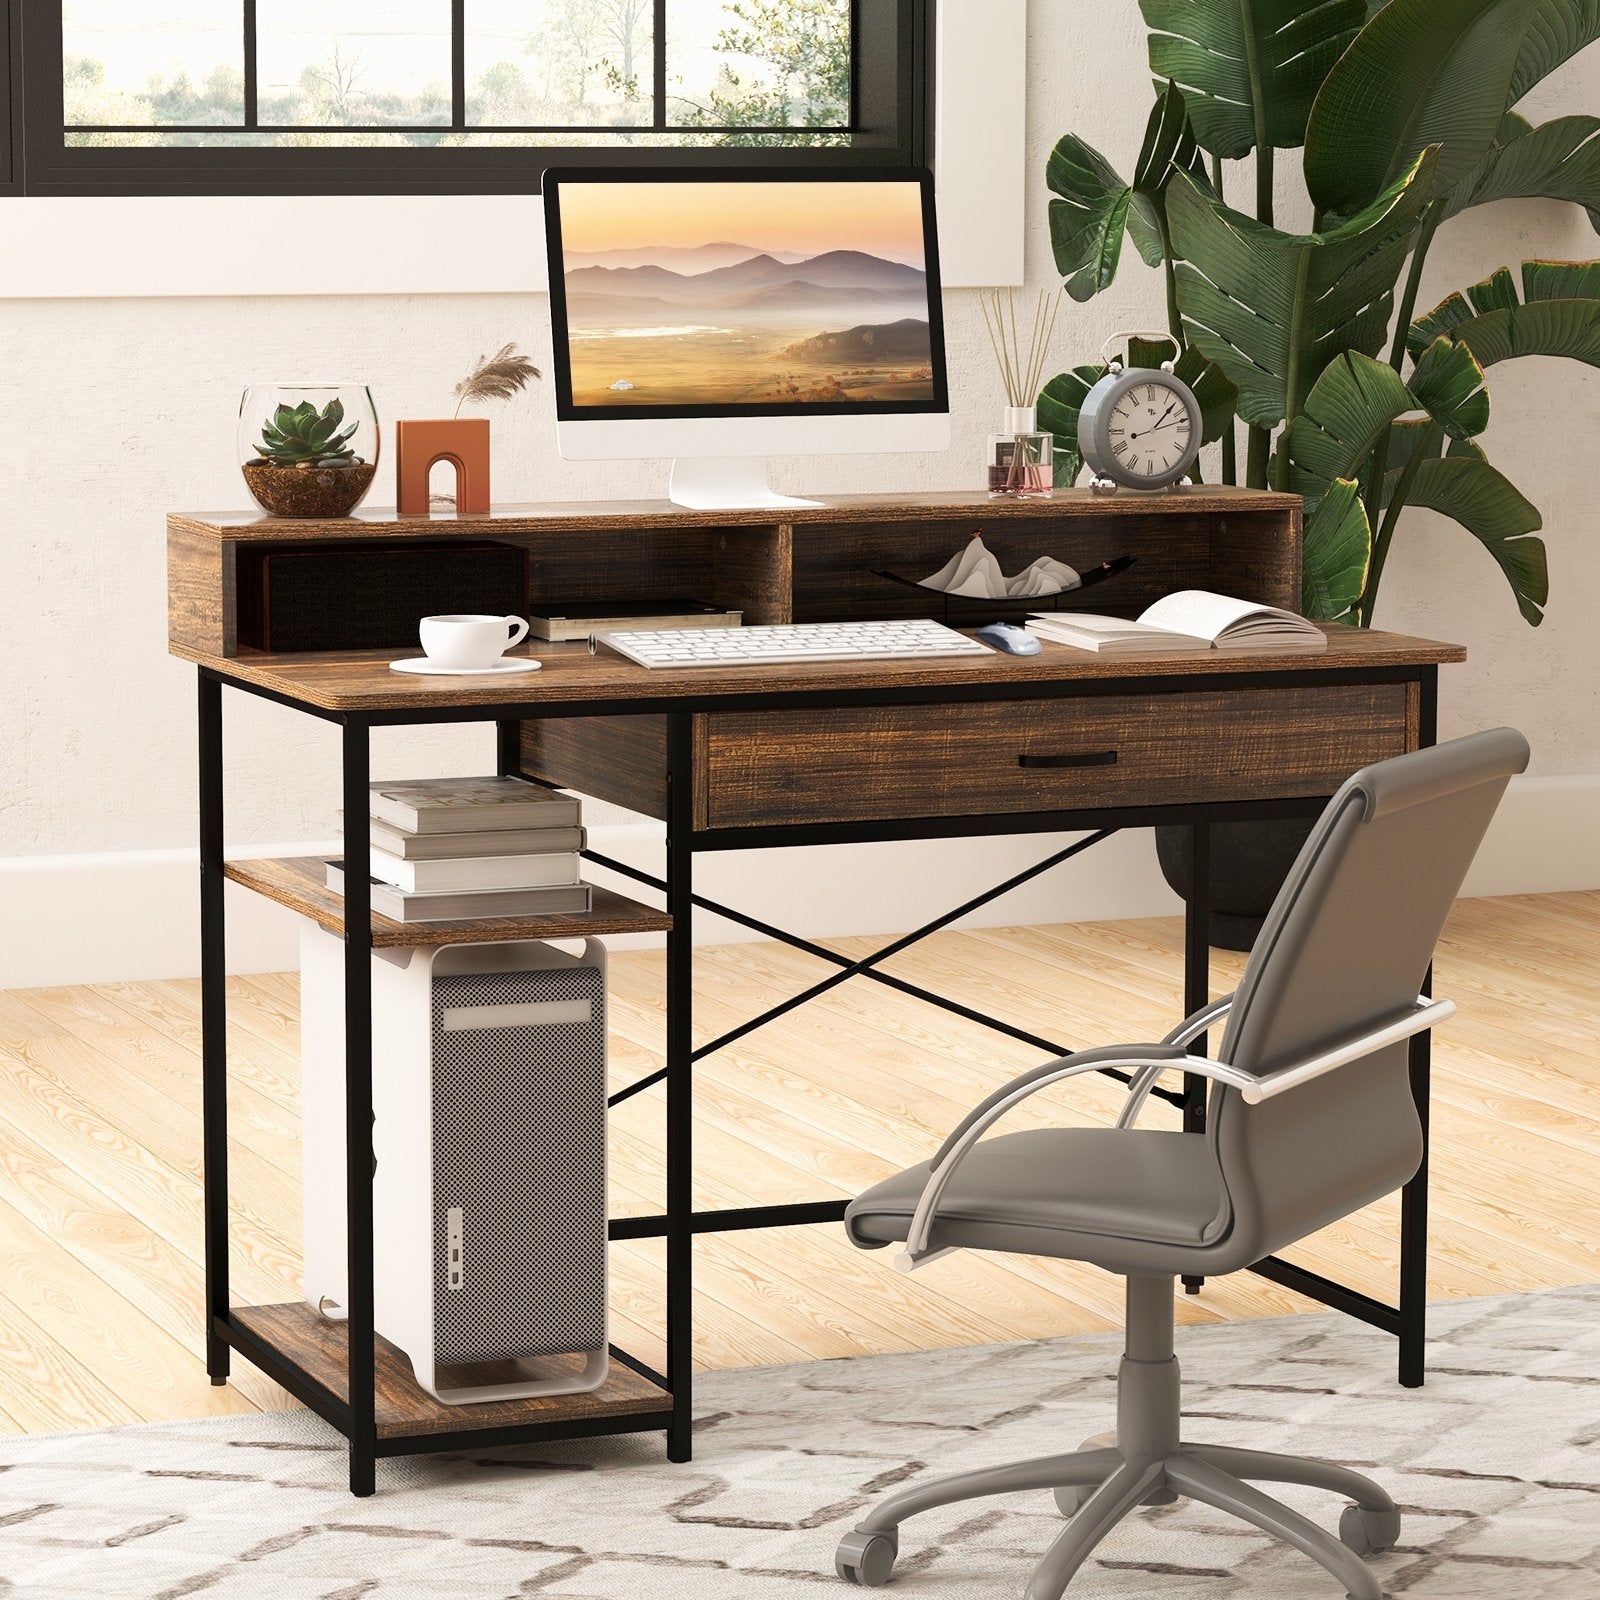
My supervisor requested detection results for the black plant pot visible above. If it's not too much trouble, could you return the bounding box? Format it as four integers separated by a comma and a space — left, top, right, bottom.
1155, 817, 1317, 952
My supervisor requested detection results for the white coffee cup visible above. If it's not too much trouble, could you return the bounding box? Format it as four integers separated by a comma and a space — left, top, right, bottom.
419, 613, 530, 669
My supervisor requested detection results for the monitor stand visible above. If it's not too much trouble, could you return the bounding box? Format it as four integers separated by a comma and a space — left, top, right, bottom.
668, 456, 824, 511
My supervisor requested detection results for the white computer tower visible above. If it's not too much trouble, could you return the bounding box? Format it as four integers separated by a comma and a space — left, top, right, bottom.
300, 929, 608, 1404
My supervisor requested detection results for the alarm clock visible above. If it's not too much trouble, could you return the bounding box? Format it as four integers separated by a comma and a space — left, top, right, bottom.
1078, 333, 1202, 494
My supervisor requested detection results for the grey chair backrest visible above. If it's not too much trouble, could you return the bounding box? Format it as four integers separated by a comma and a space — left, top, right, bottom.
1204, 728, 1529, 1265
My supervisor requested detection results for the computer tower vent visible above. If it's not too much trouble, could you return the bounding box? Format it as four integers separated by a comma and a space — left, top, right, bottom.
429, 965, 607, 1366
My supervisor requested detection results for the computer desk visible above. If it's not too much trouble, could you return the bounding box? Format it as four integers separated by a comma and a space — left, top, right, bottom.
169, 490, 1465, 1494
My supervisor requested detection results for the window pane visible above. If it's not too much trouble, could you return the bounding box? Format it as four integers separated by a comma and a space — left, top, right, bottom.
256, 1, 452, 128
465, 0, 655, 128
59, 125, 856, 151
63, 1, 245, 128
666, 0, 852, 131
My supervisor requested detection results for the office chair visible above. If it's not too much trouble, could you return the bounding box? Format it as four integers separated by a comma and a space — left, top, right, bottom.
835, 728, 1529, 1600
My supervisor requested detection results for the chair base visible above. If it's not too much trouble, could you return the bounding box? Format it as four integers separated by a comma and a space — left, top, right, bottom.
836, 1277, 1399, 1600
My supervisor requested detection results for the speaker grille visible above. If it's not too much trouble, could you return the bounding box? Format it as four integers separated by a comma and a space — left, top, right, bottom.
429, 964, 606, 1364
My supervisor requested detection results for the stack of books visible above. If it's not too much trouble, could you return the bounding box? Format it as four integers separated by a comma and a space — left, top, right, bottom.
326, 776, 591, 922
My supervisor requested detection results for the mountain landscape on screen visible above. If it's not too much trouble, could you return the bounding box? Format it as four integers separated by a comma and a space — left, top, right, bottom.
563, 241, 813, 271
558, 182, 936, 408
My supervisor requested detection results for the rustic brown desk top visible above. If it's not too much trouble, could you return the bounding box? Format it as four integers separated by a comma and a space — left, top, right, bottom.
175, 627, 1466, 715
169, 485, 1305, 543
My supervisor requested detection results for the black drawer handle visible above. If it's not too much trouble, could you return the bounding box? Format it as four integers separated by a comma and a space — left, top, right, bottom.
1018, 750, 1119, 769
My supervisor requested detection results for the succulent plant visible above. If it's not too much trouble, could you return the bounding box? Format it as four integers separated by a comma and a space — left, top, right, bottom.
255, 397, 363, 468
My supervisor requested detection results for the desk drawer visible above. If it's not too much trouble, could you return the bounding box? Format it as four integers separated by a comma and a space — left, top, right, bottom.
701, 682, 1414, 829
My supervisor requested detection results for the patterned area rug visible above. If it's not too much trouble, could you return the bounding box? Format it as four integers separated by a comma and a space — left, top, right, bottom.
3, 1287, 1598, 1599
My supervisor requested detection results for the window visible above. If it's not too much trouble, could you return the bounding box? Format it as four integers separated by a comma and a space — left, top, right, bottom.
2, 1, 928, 196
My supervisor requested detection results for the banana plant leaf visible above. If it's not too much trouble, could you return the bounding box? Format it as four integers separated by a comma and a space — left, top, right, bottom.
1524, 258, 1600, 296
1167, 149, 1437, 430
1283, 353, 1416, 511
1381, 417, 1446, 485
1047, 82, 1198, 299
1446, 112, 1600, 226
1036, 363, 1101, 484
1282, 336, 1485, 497
1407, 336, 1492, 437
1302, 478, 1373, 620
1175, 344, 1240, 446
1140, 0, 1364, 159
1046, 142, 1136, 302
1406, 454, 1549, 622
1510, 0, 1600, 103
1304, 0, 1540, 217
1373, 424, 1484, 507
1409, 259, 1600, 365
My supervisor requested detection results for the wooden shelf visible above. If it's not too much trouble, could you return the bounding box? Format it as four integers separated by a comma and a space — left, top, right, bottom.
223, 855, 670, 948
170, 486, 1305, 542
231, 1302, 671, 1439
169, 487, 1314, 667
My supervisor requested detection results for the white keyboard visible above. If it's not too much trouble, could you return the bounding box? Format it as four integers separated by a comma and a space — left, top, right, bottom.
595, 617, 990, 669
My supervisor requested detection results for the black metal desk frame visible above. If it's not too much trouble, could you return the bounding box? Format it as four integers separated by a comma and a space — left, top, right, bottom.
198, 660, 1439, 1496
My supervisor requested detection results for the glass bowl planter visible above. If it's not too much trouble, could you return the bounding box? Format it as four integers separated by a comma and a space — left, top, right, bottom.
238, 384, 379, 518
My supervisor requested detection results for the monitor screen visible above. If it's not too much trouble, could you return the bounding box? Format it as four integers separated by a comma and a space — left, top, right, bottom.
545, 170, 946, 421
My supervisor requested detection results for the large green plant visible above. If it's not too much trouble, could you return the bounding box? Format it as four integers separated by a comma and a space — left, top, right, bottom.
1043, 0, 1600, 627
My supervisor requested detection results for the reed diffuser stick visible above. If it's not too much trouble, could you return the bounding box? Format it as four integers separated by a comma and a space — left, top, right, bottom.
981, 288, 1060, 409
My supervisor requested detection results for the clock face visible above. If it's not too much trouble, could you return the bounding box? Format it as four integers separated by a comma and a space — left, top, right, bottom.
1106, 379, 1195, 483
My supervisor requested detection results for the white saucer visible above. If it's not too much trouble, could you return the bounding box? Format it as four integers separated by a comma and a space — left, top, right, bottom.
390, 657, 543, 677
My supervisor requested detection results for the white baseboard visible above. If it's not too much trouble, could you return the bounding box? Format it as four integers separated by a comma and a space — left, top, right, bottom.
2, 773, 1595, 989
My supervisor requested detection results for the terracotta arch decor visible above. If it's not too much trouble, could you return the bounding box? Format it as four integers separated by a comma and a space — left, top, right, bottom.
395, 418, 491, 515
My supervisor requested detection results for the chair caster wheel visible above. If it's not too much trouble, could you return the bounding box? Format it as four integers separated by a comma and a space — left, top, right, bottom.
1339, 1503, 1401, 1556
836, 1529, 898, 1586
1054, 1484, 1091, 1516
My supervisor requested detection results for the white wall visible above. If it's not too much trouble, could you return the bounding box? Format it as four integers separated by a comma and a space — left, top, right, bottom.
3, 2, 1598, 986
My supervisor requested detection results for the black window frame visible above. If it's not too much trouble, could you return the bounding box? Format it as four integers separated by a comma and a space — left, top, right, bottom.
1, 0, 929, 197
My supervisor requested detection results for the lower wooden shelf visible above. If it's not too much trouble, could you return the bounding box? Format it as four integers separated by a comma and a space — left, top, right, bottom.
230, 1302, 672, 1440
223, 855, 671, 948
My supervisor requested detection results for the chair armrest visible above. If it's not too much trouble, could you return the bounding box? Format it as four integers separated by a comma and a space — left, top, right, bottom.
895, 997, 1455, 1269
933, 1042, 1189, 1168
1117, 994, 1236, 1130
1234, 996, 1453, 1104
900, 1043, 1197, 1269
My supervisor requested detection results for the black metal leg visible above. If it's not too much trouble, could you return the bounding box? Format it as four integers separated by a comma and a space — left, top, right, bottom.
664, 712, 695, 1463
1399, 668, 1438, 1387
198, 672, 230, 1384
1399, 966, 1431, 1388
341, 717, 378, 1496
1181, 821, 1211, 1295
496, 717, 521, 777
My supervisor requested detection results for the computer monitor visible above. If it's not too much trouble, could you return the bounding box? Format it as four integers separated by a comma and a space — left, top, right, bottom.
543, 167, 950, 510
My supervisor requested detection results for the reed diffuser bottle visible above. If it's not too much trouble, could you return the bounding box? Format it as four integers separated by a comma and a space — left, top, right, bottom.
981, 289, 1059, 498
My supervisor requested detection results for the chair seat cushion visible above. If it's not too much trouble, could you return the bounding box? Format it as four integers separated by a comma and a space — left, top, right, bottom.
845, 1127, 1229, 1263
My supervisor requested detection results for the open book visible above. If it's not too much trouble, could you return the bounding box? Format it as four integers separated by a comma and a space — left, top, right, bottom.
1026, 591, 1326, 655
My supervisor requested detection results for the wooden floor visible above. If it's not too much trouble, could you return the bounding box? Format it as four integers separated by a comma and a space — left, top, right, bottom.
0, 891, 1595, 1436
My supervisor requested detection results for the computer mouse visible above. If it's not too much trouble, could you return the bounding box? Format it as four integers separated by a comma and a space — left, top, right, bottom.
976, 622, 1041, 656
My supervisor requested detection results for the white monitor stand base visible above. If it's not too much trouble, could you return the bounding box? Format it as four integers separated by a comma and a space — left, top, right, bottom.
668, 456, 824, 511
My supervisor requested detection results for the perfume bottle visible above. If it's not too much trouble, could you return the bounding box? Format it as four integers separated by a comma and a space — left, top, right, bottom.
986, 406, 1053, 498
